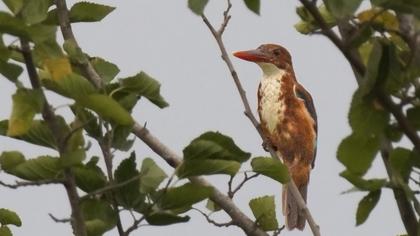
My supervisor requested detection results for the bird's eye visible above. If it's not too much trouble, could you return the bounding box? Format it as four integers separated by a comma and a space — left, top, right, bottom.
273, 49, 281, 56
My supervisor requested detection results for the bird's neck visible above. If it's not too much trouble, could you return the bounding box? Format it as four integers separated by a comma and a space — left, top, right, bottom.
258, 62, 295, 86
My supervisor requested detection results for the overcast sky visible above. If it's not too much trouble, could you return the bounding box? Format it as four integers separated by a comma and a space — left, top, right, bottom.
0, 1, 405, 236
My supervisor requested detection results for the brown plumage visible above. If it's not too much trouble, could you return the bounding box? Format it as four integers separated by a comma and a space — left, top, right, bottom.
234, 44, 317, 230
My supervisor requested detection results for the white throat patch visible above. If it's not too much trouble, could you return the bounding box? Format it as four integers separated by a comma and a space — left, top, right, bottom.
258, 63, 287, 133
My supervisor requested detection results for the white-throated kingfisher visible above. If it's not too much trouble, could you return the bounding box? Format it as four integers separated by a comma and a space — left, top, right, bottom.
233, 44, 317, 230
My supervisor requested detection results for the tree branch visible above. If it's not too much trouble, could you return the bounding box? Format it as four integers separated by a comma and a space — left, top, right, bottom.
0, 179, 63, 189
55, 0, 103, 89
381, 142, 418, 236
98, 135, 125, 236
202, 2, 321, 236
20, 38, 87, 236
54, 1, 268, 235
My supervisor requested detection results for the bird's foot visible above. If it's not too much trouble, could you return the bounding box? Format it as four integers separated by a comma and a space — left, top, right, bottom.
262, 140, 276, 152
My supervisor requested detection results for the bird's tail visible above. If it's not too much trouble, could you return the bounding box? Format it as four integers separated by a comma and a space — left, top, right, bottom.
282, 183, 308, 230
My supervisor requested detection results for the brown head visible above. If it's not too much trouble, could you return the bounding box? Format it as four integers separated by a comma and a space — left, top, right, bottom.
233, 44, 292, 71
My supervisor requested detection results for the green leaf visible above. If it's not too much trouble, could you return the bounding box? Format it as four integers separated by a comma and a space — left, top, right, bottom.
0, 226, 12, 236
337, 133, 381, 176
0, 12, 30, 39
348, 89, 389, 137
249, 196, 278, 231
243, 0, 260, 15
27, 24, 57, 43
0, 60, 23, 82
385, 123, 403, 142
340, 170, 387, 191
73, 161, 107, 193
21, 0, 51, 24
0, 208, 21, 226
3, 0, 24, 14
80, 199, 117, 236
12, 156, 61, 181
118, 72, 169, 108
183, 131, 251, 162
177, 159, 241, 178
206, 199, 221, 212
294, 5, 336, 35
357, 9, 400, 31
71, 106, 101, 139
324, 0, 362, 18
139, 158, 167, 194
187, 0, 209, 15
63, 40, 87, 64
0, 151, 26, 172
407, 107, 420, 130
109, 125, 135, 151
59, 149, 86, 168
69, 2, 115, 23
356, 190, 381, 225
158, 183, 212, 210
251, 157, 289, 184
145, 211, 190, 225
7, 88, 44, 136
77, 94, 133, 126
42, 73, 96, 99
114, 153, 143, 208
389, 147, 412, 181
371, 0, 420, 19
0, 120, 57, 149
91, 57, 119, 83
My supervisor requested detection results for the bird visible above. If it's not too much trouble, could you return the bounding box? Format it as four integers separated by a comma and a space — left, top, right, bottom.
233, 44, 317, 230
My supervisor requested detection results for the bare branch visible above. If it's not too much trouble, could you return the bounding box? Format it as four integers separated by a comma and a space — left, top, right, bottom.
228, 173, 259, 198
192, 208, 235, 227
0, 179, 63, 189
201, 3, 321, 236
124, 215, 146, 236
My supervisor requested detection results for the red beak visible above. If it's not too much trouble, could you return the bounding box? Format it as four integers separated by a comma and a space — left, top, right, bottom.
233, 49, 268, 62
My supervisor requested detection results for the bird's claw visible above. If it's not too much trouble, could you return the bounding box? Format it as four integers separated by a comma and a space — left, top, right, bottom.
262, 140, 276, 152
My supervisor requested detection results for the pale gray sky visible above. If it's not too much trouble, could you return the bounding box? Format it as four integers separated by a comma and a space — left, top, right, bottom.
0, 1, 404, 235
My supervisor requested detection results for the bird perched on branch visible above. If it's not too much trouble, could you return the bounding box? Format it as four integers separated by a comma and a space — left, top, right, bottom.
233, 44, 317, 230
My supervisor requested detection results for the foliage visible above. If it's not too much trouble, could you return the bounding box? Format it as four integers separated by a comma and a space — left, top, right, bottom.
296, 0, 420, 233
0, 0, 419, 236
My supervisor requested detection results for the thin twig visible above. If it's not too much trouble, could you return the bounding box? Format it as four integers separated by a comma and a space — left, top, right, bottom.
192, 208, 235, 227
124, 215, 146, 236
0, 179, 63, 189
202, 2, 321, 236
98, 132, 125, 236
228, 173, 259, 198
49, 213, 71, 223
272, 225, 286, 236
81, 174, 143, 200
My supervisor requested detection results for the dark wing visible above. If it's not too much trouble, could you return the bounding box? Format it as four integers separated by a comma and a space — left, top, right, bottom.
294, 83, 318, 168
